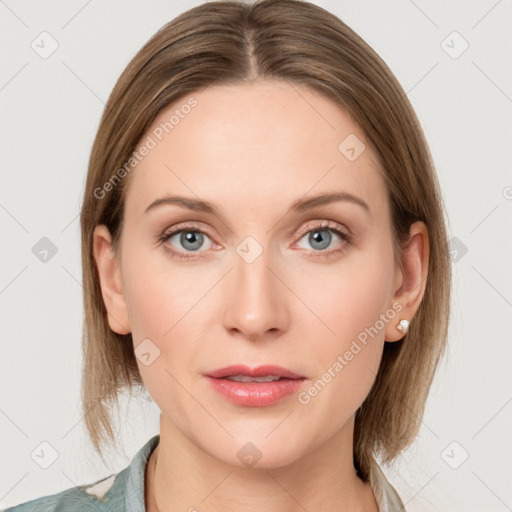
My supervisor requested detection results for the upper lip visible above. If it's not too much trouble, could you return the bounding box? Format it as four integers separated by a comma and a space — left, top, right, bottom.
205, 365, 305, 379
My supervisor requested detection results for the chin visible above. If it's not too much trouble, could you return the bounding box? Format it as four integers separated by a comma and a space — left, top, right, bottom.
211, 433, 309, 470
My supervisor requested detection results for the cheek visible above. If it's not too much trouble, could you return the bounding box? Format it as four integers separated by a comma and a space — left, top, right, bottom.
298, 242, 394, 356
120, 246, 200, 417
121, 240, 196, 339
120, 243, 213, 381
293, 238, 394, 409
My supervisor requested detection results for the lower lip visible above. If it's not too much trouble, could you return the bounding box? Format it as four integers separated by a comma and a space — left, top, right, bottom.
205, 376, 305, 407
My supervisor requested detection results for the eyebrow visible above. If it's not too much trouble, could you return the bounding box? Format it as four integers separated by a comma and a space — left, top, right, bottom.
144, 192, 370, 218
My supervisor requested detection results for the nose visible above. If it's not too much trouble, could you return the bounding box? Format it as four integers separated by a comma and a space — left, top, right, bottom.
222, 244, 290, 342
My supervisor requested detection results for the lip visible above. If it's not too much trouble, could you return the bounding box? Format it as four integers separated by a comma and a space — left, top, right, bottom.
205, 364, 305, 380
204, 365, 306, 407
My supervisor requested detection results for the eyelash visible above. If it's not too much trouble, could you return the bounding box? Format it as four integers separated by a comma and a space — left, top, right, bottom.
158, 220, 353, 260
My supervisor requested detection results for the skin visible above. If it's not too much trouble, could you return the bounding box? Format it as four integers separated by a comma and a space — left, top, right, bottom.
93, 78, 428, 512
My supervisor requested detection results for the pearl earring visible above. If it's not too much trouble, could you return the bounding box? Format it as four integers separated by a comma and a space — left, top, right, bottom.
396, 319, 410, 334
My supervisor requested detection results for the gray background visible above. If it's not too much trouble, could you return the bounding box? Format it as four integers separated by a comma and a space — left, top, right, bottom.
1, 1, 511, 510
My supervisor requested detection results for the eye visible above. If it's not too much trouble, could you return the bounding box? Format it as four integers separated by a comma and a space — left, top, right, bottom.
158, 220, 352, 260
159, 224, 215, 259
294, 221, 352, 257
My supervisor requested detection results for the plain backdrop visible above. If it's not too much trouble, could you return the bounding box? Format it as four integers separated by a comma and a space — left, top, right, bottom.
1, 1, 511, 510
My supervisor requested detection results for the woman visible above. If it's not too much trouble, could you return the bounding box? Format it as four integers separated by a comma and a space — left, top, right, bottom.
3, 0, 451, 510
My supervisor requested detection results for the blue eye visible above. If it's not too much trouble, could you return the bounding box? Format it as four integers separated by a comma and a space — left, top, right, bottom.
296, 226, 349, 253
159, 228, 214, 259
159, 221, 352, 261
171, 231, 208, 252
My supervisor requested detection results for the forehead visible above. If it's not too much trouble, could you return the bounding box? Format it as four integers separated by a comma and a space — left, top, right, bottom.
124, 79, 387, 218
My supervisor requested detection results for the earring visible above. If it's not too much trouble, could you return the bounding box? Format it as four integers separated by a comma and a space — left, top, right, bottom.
396, 319, 410, 334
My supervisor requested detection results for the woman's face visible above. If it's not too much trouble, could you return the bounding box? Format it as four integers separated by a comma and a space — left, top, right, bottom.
97, 79, 410, 468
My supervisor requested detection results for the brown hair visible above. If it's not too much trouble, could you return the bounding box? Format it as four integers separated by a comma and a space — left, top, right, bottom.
79, 0, 451, 479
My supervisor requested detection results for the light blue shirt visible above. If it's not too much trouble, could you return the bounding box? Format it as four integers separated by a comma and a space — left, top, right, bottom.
2, 434, 406, 511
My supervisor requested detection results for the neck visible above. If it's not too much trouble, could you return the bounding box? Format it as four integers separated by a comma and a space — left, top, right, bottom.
145, 414, 378, 512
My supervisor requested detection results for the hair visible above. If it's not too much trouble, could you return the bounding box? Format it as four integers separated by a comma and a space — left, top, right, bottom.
79, 0, 451, 480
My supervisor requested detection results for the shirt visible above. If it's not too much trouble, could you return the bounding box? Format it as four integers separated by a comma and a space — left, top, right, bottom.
2, 435, 406, 511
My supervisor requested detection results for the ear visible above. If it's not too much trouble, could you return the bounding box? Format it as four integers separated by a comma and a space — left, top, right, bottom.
385, 221, 429, 342
92, 224, 131, 335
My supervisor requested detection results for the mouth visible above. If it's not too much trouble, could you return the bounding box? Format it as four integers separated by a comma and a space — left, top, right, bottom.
204, 365, 306, 407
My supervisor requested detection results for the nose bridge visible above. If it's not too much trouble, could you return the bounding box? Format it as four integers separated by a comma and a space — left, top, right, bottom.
222, 236, 289, 339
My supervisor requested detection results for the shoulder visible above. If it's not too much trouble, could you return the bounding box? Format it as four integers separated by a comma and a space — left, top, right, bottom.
1, 435, 160, 512
0, 474, 117, 512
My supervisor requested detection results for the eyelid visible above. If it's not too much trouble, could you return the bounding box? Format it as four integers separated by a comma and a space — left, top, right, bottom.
161, 221, 216, 241
293, 219, 352, 242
